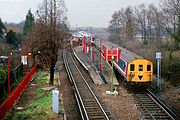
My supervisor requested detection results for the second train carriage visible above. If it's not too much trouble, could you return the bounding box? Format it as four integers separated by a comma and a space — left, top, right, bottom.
95, 39, 153, 85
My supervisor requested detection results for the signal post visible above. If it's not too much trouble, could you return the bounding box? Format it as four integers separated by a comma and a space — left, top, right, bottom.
104, 48, 121, 93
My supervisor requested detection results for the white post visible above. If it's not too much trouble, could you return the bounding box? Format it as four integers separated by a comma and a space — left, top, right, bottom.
156, 52, 162, 92
52, 89, 59, 113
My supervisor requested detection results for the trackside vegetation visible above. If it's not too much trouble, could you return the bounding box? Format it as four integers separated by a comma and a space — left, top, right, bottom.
10, 71, 60, 120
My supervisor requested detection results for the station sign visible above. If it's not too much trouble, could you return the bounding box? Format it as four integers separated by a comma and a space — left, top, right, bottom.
104, 49, 121, 61
21, 56, 27, 65
156, 52, 162, 59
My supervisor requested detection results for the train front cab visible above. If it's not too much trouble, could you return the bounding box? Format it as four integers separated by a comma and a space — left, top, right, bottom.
127, 59, 153, 85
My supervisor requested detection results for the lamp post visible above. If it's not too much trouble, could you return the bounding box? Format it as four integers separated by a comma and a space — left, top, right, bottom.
7, 52, 14, 95
100, 39, 102, 74
8, 55, 11, 95
27, 52, 32, 69
37, 51, 41, 69
83, 36, 86, 53
3, 47, 4, 56
91, 37, 94, 61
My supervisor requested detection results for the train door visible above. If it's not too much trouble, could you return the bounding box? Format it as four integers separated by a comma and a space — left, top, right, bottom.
144, 64, 153, 83
136, 60, 153, 83
129, 63, 137, 82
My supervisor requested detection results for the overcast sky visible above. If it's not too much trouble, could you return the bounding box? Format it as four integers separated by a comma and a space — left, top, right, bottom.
0, 0, 160, 27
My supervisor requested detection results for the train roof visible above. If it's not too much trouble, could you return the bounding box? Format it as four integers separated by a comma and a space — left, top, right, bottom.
73, 31, 94, 38
95, 39, 143, 62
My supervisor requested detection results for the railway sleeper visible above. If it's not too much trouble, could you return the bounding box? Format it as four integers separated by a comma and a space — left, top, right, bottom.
86, 109, 102, 112
146, 106, 162, 109
84, 101, 98, 103
149, 115, 171, 119
144, 114, 170, 120
138, 99, 153, 102
84, 102, 97, 105
141, 102, 157, 105
153, 115, 172, 119
84, 103, 97, 105
151, 112, 170, 115
145, 105, 160, 108
88, 113, 105, 117
89, 116, 105, 120
88, 112, 103, 115
85, 106, 101, 109
149, 111, 168, 115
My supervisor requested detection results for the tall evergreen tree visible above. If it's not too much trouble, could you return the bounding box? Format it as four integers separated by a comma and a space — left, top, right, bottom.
6, 30, 16, 45
23, 9, 34, 36
0, 18, 6, 38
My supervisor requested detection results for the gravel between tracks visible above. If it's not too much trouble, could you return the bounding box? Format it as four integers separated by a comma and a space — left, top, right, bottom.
59, 50, 142, 120
95, 84, 141, 120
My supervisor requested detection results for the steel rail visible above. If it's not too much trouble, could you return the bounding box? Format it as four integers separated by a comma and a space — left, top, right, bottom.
63, 50, 110, 120
71, 50, 110, 120
147, 89, 178, 120
63, 50, 88, 120
134, 88, 178, 120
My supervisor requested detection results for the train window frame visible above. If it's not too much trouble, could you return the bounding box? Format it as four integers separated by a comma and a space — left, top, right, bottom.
118, 59, 126, 72
139, 65, 143, 71
130, 64, 135, 71
147, 65, 151, 71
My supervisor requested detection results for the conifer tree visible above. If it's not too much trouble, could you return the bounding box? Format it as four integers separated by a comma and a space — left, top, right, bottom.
0, 18, 6, 38
23, 9, 34, 36
6, 30, 16, 44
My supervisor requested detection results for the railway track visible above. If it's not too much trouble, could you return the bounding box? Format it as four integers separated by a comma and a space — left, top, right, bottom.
133, 88, 178, 120
63, 50, 113, 120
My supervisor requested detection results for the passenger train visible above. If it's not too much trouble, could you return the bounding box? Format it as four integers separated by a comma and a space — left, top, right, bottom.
94, 39, 153, 85
72, 31, 94, 45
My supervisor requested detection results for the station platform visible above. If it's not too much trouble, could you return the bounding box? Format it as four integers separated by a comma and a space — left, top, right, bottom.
73, 46, 119, 85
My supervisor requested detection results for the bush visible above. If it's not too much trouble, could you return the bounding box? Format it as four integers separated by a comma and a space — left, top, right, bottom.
0, 70, 7, 84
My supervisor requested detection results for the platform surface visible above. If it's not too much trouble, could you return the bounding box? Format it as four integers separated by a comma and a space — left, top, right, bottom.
74, 46, 119, 85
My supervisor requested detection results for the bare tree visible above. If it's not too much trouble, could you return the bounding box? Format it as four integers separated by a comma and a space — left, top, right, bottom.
108, 11, 122, 44
160, 0, 180, 50
124, 6, 136, 41
23, 0, 70, 85
150, 4, 162, 42
108, 8, 136, 45
135, 4, 149, 44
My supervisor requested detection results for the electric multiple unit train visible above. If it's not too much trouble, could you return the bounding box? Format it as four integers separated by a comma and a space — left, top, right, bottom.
94, 39, 153, 85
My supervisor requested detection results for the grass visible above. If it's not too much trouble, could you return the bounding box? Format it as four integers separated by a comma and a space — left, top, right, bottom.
11, 71, 59, 120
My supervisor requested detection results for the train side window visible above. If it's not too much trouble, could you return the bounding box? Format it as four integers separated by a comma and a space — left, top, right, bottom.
130, 64, 135, 71
147, 65, 151, 71
118, 59, 126, 72
139, 65, 143, 71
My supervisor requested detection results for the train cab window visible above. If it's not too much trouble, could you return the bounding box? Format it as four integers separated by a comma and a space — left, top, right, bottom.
139, 65, 143, 71
130, 64, 135, 71
147, 65, 151, 71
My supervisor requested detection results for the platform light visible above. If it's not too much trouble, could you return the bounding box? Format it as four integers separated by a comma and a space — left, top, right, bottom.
28, 52, 32, 56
